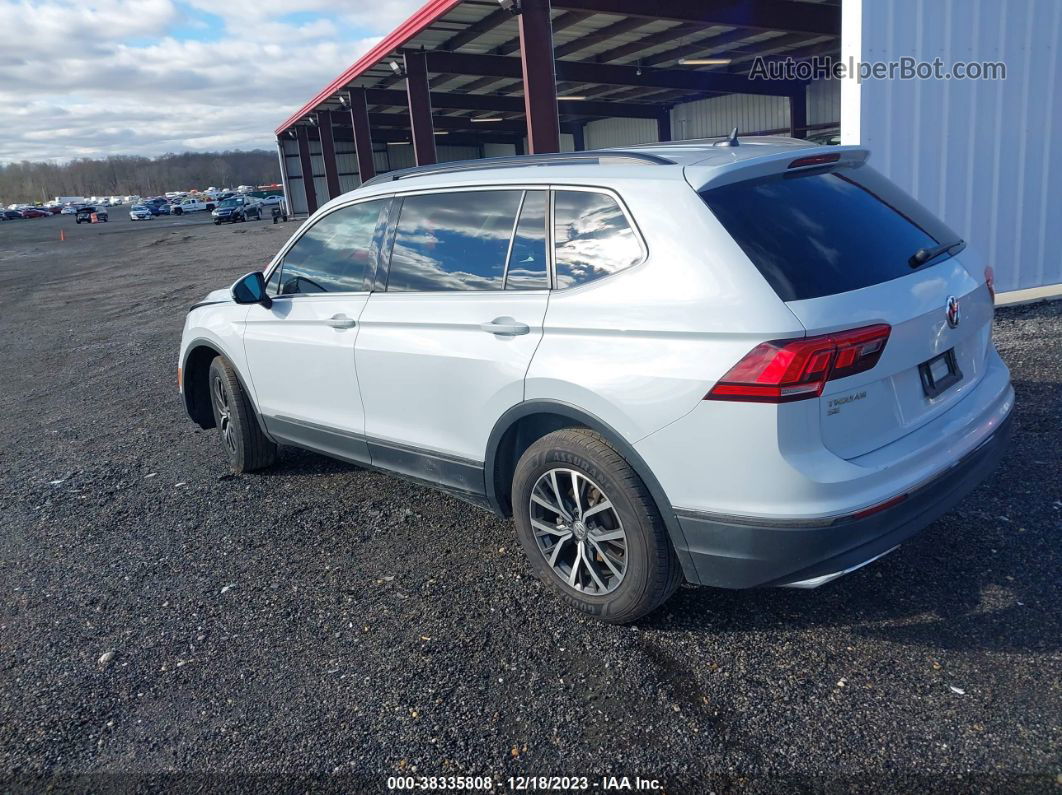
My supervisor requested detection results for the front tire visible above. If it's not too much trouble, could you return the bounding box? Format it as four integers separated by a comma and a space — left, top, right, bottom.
512, 429, 681, 624
207, 356, 276, 473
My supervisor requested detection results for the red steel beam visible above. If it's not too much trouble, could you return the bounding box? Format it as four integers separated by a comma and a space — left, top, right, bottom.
317, 110, 342, 199
789, 90, 807, 139
403, 50, 437, 165
519, 0, 561, 154
295, 125, 318, 214
425, 51, 804, 96
656, 108, 672, 142
359, 88, 664, 119
348, 87, 376, 182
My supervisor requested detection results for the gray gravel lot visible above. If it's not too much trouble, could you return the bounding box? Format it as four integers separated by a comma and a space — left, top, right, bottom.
0, 212, 1059, 791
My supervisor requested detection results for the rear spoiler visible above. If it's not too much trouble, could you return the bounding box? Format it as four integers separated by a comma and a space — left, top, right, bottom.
684, 145, 870, 193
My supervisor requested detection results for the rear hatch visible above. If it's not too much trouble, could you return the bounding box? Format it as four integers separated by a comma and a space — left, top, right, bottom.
696, 152, 993, 459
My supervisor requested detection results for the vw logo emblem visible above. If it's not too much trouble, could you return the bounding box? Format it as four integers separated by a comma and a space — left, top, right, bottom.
945, 295, 961, 328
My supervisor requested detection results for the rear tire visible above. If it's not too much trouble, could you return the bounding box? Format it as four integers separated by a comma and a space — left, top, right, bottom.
512, 429, 681, 624
207, 356, 276, 473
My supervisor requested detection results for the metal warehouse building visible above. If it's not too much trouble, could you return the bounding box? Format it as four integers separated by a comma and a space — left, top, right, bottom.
274, 0, 1061, 295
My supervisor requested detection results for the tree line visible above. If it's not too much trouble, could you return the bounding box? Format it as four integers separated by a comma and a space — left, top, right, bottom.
0, 150, 280, 204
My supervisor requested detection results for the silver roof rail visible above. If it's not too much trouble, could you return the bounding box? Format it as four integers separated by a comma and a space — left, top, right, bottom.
361, 150, 674, 187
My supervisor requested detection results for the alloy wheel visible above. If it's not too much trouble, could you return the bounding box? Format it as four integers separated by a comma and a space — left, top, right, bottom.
528, 468, 628, 595
211, 375, 237, 454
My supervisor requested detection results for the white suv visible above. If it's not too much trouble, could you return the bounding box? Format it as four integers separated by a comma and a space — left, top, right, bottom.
178, 138, 1013, 623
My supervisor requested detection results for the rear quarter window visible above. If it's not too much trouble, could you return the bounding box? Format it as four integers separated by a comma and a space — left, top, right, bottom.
553, 190, 642, 289
699, 164, 960, 301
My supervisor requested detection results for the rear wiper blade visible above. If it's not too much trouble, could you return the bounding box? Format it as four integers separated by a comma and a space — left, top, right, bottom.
909, 239, 964, 268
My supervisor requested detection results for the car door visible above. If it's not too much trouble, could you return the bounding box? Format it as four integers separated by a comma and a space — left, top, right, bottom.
355, 188, 551, 496
242, 197, 391, 464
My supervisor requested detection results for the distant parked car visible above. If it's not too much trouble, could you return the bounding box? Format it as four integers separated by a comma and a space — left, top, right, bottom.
129, 204, 153, 221
20, 208, 49, 218
60, 205, 80, 215
44, 205, 63, 214
170, 197, 215, 215
211, 196, 261, 224
259, 195, 285, 207
2, 209, 22, 220
75, 206, 108, 224
141, 199, 171, 216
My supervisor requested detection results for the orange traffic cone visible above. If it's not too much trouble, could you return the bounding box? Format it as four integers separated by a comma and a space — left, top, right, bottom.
60, 229, 65, 241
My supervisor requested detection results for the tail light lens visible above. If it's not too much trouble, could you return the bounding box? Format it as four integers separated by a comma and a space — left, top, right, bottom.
985, 266, 995, 301
788, 152, 841, 169
706, 324, 892, 403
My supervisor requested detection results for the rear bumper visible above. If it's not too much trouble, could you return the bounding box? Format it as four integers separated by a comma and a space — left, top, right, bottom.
674, 410, 1013, 588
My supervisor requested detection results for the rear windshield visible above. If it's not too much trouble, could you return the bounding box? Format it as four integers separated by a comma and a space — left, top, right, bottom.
699, 164, 960, 301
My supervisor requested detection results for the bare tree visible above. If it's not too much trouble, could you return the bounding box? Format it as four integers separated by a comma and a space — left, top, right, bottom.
0, 150, 280, 203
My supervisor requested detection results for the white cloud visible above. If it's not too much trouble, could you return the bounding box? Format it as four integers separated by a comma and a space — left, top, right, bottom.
0, 0, 425, 162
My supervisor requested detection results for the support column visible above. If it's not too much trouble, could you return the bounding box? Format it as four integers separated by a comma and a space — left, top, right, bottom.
275, 136, 293, 216
403, 50, 437, 166
789, 90, 807, 139
570, 124, 585, 152
518, 0, 560, 154
295, 125, 318, 215
317, 111, 342, 199
348, 87, 376, 182
656, 108, 672, 142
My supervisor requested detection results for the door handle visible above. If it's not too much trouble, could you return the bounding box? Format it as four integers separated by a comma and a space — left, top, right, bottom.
326, 313, 357, 329
480, 316, 530, 336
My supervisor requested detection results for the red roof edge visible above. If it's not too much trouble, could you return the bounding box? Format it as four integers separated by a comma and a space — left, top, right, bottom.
273, 0, 463, 136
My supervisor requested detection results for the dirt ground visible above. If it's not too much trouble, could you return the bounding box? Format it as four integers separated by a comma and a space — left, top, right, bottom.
0, 211, 1059, 791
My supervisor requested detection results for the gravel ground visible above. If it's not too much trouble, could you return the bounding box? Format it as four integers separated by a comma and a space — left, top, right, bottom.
0, 213, 1059, 792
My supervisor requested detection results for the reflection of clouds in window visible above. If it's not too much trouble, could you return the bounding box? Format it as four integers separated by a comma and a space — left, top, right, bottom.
387, 191, 522, 292
505, 191, 547, 290
279, 200, 384, 294
554, 192, 641, 289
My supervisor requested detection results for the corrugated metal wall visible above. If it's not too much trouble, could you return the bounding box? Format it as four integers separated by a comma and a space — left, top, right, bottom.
849, 0, 1062, 291
807, 79, 841, 129
673, 93, 789, 138
578, 81, 840, 146
280, 138, 308, 215
585, 118, 657, 148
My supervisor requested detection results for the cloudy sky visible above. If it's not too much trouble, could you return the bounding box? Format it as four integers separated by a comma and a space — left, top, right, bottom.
0, 0, 424, 163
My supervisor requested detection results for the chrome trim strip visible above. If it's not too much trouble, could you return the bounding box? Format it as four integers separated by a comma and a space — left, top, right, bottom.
781, 546, 900, 589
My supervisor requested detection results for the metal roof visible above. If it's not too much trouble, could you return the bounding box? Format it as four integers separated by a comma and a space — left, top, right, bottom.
275, 0, 840, 137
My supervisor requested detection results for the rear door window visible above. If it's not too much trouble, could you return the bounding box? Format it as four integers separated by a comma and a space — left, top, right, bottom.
275, 199, 387, 295
504, 191, 548, 290
553, 190, 642, 289
386, 190, 523, 292
699, 164, 960, 302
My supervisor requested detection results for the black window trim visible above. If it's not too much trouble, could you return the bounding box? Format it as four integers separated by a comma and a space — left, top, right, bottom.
262, 193, 394, 299
500, 190, 526, 290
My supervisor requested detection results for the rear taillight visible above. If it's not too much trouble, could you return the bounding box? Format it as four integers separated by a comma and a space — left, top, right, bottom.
985, 266, 996, 301
706, 324, 892, 403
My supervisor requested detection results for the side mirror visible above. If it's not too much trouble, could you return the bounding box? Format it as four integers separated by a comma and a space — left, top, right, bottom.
231, 271, 272, 307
